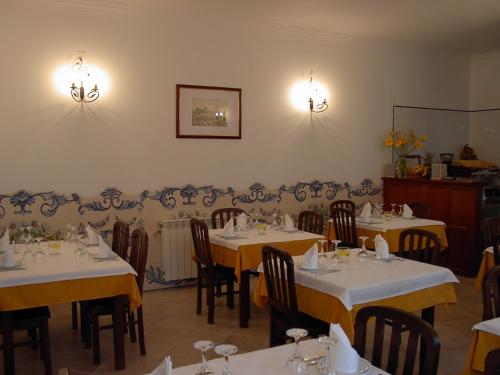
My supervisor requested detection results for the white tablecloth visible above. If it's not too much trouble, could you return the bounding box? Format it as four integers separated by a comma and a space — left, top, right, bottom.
473, 317, 500, 336
328, 217, 445, 232
485, 246, 494, 254
259, 251, 458, 311
0, 242, 136, 288
148, 339, 388, 375
209, 228, 324, 251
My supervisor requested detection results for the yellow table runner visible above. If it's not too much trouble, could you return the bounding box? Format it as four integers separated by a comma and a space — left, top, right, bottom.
0, 274, 142, 312
253, 274, 457, 341
464, 330, 500, 374
326, 222, 448, 251
211, 239, 319, 281
476, 252, 494, 290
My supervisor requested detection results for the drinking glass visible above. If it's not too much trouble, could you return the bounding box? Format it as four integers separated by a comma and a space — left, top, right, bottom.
358, 236, 369, 257
22, 248, 34, 264
330, 240, 342, 263
270, 213, 278, 228
398, 204, 404, 216
390, 203, 397, 216
33, 238, 46, 263
285, 328, 309, 374
194, 340, 215, 375
77, 237, 90, 261
214, 344, 238, 375
317, 335, 337, 375
336, 246, 350, 264
318, 239, 327, 259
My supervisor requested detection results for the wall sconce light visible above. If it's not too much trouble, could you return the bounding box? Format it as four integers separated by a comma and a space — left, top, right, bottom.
69, 56, 99, 103
307, 77, 328, 113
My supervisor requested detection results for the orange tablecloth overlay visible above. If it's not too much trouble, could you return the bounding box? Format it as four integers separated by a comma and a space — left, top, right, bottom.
464, 330, 500, 374
211, 239, 319, 280
326, 222, 448, 252
0, 274, 142, 312
476, 252, 494, 290
253, 274, 457, 341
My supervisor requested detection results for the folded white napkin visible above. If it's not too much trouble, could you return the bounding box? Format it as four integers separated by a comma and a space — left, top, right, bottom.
149, 355, 172, 375
360, 202, 371, 220
284, 214, 294, 231
98, 235, 114, 258
0, 229, 10, 252
223, 219, 235, 237
236, 212, 247, 230
0, 231, 16, 267
302, 243, 318, 269
473, 317, 500, 336
402, 204, 413, 218
329, 323, 360, 374
374, 234, 390, 259
86, 225, 99, 245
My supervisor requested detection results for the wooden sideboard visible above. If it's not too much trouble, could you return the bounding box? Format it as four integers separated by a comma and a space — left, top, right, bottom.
382, 177, 485, 276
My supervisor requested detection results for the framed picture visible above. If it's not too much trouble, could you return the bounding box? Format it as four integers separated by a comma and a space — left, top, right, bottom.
176, 84, 241, 139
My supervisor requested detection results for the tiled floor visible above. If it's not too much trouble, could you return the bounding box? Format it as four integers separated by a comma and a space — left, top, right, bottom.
4, 276, 481, 374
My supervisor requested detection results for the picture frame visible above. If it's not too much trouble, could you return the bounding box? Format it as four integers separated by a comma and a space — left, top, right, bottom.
176, 84, 242, 139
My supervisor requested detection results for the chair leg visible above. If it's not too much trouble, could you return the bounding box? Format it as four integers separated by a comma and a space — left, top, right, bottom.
28, 326, 38, 349
3, 312, 15, 375
207, 281, 215, 324
83, 310, 91, 349
216, 280, 222, 297
128, 311, 137, 343
80, 303, 86, 342
196, 278, 202, 315
40, 320, 52, 375
72, 302, 78, 330
227, 280, 234, 309
91, 311, 101, 365
137, 306, 146, 356
269, 316, 276, 347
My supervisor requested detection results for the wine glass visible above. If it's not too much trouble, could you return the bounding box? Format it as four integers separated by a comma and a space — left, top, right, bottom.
317, 335, 337, 375
318, 239, 327, 259
77, 237, 90, 261
285, 328, 309, 373
358, 236, 369, 257
22, 247, 34, 264
330, 240, 342, 263
194, 340, 215, 375
398, 204, 404, 216
390, 203, 397, 216
33, 238, 46, 263
214, 344, 238, 375
270, 213, 278, 228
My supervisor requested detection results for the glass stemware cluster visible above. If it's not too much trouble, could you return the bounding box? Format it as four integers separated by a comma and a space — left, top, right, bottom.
286, 328, 309, 373
193, 340, 238, 375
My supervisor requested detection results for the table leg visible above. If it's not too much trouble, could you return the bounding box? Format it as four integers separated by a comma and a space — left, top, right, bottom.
239, 270, 250, 328
422, 306, 435, 326
2, 312, 14, 375
112, 295, 127, 370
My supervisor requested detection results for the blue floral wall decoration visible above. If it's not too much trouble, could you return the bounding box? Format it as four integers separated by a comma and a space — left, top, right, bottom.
347, 179, 382, 199
0, 190, 80, 218
78, 188, 147, 214
145, 185, 234, 209
280, 180, 349, 201
232, 183, 281, 205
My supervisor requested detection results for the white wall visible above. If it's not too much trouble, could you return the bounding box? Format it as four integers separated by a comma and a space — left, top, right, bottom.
0, 1, 471, 196
469, 52, 500, 166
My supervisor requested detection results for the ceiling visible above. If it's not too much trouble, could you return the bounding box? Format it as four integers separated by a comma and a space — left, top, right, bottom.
11, 0, 500, 55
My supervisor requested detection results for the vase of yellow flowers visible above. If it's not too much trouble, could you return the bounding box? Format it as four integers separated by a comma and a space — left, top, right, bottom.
384, 130, 426, 178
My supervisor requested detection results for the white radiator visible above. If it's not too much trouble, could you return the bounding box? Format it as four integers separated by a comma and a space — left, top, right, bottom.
159, 218, 210, 282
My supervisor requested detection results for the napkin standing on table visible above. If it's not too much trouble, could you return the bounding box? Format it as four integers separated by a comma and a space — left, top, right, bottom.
359, 202, 371, 220
0, 230, 16, 267
284, 214, 294, 231
236, 212, 247, 230
149, 355, 172, 375
223, 219, 235, 237
98, 235, 115, 258
374, 234, 390, 259
86, 225, 99, 245
402, 204, 414, 218
329, 323, 359, 374
0, 229, 10, 252
302, 243, 318, 269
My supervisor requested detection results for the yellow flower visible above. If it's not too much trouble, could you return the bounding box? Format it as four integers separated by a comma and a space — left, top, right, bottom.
415, 140, 423, 149
400, 137, 407, 145
395, 139, 403, 148
384, 137, 394, 147
419, 136, 428, 142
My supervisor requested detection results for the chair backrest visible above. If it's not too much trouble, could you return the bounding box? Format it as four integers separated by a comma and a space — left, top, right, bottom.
261, 246, 299, 319
408, 202, 431, 219
297, 210, 324, 235
485, 348, 500, 375
482, 217, 500, 250
128, 228, 149, 294
494, 235, 500, 266
191, 218, 214, 271
482, 265, 500, 320
398, 229, 440, 265
112, 220, 130, 260
211, 208, 246, 229
329, 200, 356, 218
331, 207, 358, 248
354, 306, 440, 375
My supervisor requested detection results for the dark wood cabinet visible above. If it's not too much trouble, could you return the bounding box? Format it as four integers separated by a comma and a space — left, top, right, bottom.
382, 177, 485, 276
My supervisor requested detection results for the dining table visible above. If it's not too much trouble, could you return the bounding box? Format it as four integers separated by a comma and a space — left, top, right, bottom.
254, 250, 458, 341
208, 227, 325, 327
148, 338, 389, 375
475, 246, 495, 289
464, 317, 500, 374
0, 241, 141, 370
327, 216, 448, 250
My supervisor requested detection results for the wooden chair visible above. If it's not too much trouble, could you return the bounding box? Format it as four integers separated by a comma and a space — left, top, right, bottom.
331, 206, 358, 248
353, 306, 440, 375
1, 307, 52, 375
83, 228, 148, 364
398, 229, 440, 265
493, 234, 500, 267
297, 210, 324, 235
211, 208, 246, 229
329, 200, 356, 218
485, 348, 500, 375
262, 246, 329, 347
191, 218, 236, 324
482, 265, 500, 320
408, 202, 432, 219
482, 217, 500, 260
